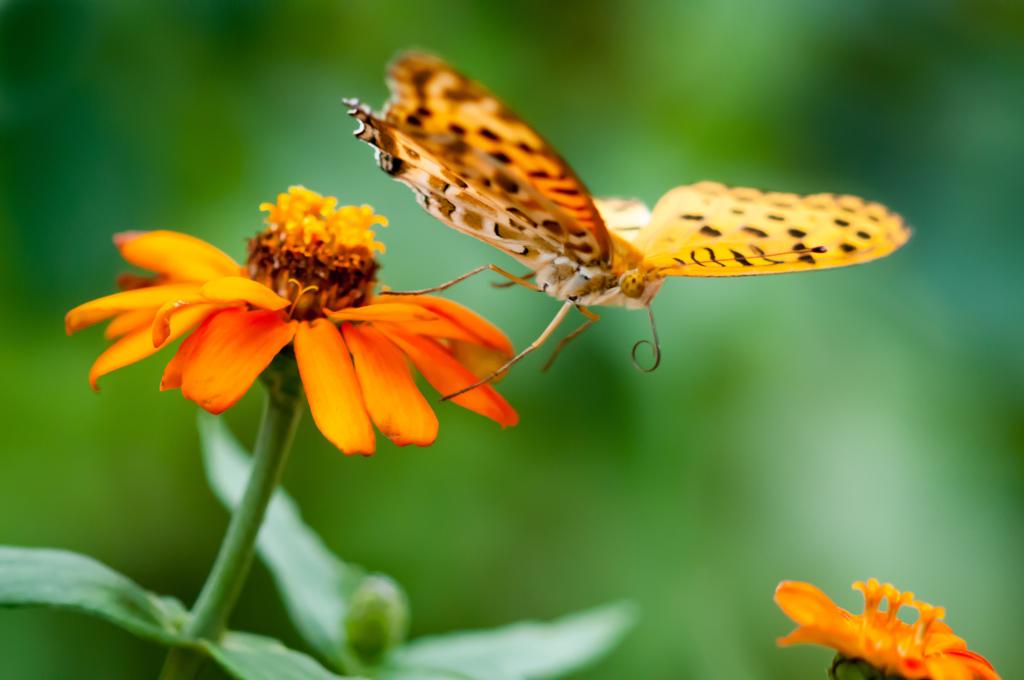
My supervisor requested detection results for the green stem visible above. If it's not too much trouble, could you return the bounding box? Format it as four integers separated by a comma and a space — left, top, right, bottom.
158, 358, 305, 679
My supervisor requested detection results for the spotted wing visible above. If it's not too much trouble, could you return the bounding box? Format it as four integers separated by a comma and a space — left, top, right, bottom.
635, 182, 911, 276
348, 52, 611, 267
348, 102, 550, 267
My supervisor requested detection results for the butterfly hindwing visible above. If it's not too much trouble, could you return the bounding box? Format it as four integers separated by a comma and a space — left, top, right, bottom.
351, 52, 612, 266
593, 197, 652, 240
636, 182, 911, 276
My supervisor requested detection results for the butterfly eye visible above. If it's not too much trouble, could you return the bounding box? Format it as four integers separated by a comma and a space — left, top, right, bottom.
619, 269, 646, 299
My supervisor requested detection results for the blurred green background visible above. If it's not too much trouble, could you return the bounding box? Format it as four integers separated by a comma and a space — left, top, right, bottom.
1, 0, 1022, 678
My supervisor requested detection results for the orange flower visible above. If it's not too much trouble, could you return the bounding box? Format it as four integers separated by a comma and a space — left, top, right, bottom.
66, 187, 518, 454
775, 579, 1000, 680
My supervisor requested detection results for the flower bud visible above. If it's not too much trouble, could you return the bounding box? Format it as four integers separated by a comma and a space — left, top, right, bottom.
345, 574, 410, 665
829, 655, 885, 680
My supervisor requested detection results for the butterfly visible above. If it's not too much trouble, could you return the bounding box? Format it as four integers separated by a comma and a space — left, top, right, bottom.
345, 52, 911, 399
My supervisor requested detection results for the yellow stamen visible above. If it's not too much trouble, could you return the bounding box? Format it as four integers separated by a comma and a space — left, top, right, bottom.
911, 601, 945, 650
885, 589, 915, 628
259, 186, 386, 256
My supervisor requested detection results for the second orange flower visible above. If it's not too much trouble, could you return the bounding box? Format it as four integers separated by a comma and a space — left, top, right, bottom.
775, 578, 999, 680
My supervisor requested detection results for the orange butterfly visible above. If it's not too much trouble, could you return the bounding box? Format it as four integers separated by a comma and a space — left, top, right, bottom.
346, 53, 910, 398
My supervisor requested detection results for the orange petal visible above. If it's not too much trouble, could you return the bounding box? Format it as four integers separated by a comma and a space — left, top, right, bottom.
326, 303, 438, 323
370, 295, 513, 355
66, 284, 202, 334
152, 294, 210, 347
105, 307, 159, 340
341, 323, 438, 447
294, 320, 376, 455
151, 277, 286, 347
200, 276, 291, 310
940, 651, 1001, 680
181, 308, 296, 415
776, 626, 863, 661
371, 319, 485, 347
115, 231, 242, 282
774, 581, 851, 629
448, 339, 512, 382
161, 312, 217, 391
88, 303, 219, 390
379, 327, 518, 428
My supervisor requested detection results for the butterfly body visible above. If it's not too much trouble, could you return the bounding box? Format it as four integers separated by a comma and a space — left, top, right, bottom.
346, 52, 910, 392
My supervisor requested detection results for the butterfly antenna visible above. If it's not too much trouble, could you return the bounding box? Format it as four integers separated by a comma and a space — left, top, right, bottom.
632, 304, 661, 373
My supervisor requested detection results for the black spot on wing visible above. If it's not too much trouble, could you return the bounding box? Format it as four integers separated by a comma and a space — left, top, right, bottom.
729, 249, 753, 266
380, 154, 404, 177
705, 247, 725, 266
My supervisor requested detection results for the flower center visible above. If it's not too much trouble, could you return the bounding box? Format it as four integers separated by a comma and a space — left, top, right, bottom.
247, 186, 386, 321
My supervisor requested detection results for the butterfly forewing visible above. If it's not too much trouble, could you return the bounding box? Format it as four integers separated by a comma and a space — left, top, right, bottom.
637, 182, 911, 276
374, 52, 612, 265
350, 103, 561, 267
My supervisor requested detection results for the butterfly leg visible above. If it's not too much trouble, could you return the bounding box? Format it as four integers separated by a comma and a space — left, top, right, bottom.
381, 264, 540, 296
439, 300, 574, 401
540, 305, 599, 373
491, 271, 536, 288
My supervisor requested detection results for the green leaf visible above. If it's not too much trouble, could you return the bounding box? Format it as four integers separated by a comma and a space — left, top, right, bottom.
204, 632, 366, 680
198, 412, 364, 668
0, 546, 187, 644
384, 601, 638, 680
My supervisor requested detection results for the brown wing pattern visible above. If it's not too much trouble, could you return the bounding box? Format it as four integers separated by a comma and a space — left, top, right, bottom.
351, 52, 611, 265
636, 182, 911, 277
348, 101, 559, 268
